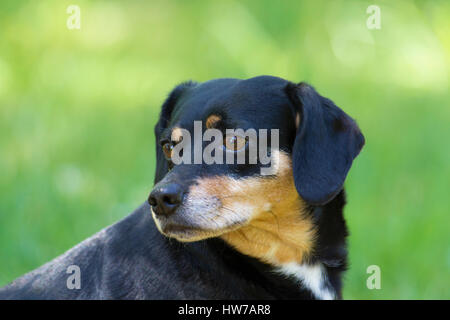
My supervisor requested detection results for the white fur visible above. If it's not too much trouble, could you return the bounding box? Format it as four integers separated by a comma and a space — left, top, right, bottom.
277, 262, 336, 300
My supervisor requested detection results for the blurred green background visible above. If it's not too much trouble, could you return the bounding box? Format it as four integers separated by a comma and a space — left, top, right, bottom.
0, 0, 449, 299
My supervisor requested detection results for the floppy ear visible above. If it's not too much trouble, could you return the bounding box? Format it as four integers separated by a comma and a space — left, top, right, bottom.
285, 82, 365, 205
154, 81, 196, 184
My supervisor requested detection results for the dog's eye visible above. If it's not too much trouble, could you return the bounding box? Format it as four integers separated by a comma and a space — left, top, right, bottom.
223, 134, 247, 151
162, 142, 173, 160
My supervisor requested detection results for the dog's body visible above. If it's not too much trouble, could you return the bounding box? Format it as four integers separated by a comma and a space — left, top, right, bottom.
0, 76, 364, 300
0, 196, 346, 299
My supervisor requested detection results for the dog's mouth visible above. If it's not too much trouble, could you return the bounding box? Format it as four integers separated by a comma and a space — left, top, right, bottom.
161, 223, 215, 241
151, 206, 248, 242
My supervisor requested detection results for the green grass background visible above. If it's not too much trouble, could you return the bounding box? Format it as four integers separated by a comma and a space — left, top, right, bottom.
0, 0, 449, 299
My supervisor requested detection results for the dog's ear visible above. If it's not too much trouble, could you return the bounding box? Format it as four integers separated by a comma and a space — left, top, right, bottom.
154, 81, 196, 184
285, 82, 365, 205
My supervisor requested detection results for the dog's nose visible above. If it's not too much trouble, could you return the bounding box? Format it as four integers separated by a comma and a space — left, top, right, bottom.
148, 183, 184, 216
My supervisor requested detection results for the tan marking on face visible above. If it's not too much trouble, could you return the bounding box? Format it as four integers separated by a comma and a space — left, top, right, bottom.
295, 112, 300, 129
171, 127, 183, 143
188, 152, 316, 265
205, 114, 221, 129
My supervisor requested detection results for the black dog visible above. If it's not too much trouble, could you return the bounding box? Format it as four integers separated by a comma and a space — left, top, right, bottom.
0, 76, 364, 299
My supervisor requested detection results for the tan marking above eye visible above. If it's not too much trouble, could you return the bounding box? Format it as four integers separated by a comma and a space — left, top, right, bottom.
206, 114, 221, 129
171, 127, 183, 143
162, 142, 173, 159
224, 134, 247, 151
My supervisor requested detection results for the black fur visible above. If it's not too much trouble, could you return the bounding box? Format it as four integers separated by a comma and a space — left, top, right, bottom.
0, 76, 364, 300
285, 82, 365, 205
154, 81, 197, 183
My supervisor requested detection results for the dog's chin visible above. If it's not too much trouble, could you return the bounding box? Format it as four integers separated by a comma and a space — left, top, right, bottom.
151, 209, 246, 242
160, 224, 221, 242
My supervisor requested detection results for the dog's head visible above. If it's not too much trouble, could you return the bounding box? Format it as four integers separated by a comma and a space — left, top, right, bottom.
149, 76, 364, 244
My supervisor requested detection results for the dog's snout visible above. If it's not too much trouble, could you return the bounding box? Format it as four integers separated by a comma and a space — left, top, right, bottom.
148, 183, 184, 216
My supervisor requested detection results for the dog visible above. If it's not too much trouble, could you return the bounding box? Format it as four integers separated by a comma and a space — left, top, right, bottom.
0, 76, 364, 299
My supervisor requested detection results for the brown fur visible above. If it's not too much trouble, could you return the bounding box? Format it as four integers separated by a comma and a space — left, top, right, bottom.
171, 127, 183, 143
189, 152, 316, 266
205, 114, 222, 129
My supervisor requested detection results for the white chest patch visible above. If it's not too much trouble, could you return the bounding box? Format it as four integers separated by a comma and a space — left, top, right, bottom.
277, 262, 336, 300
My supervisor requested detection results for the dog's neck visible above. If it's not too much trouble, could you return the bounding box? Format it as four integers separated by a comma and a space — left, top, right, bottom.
220, 196, 315, 266
220, 188, 348, 300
